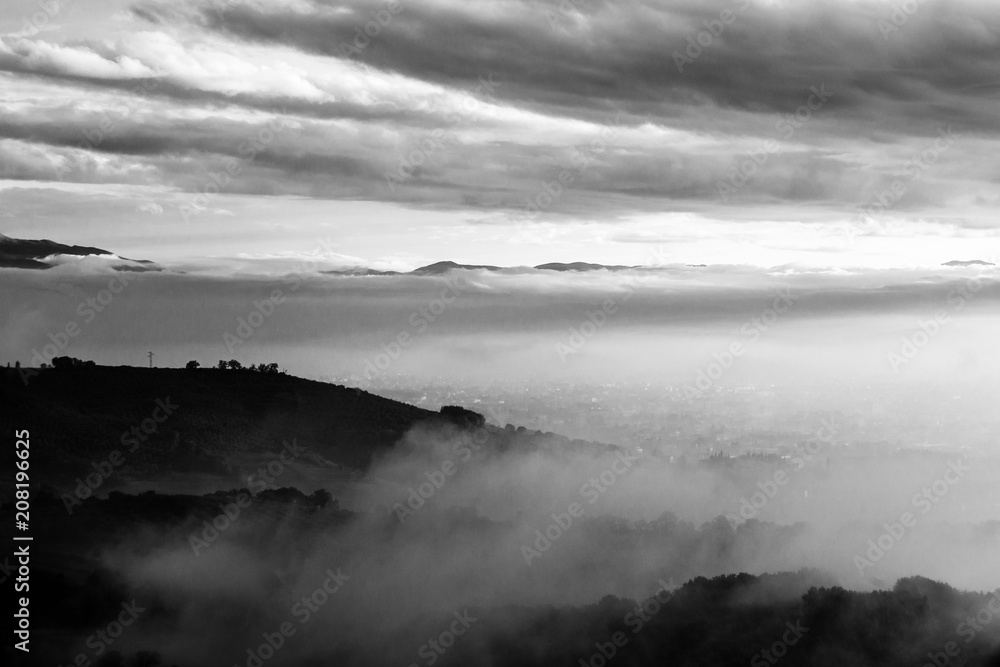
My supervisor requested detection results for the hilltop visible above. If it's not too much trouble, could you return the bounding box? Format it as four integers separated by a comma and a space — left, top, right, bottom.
324, 259, 644, 275
0, 365, 443, 492
942, 259, 996, 267
0, 364, 616, 496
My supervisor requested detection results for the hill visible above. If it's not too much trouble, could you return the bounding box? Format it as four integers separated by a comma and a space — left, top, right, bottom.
0, 364, 617, 497
410, 260, 504, 274
942, 259, 996, 267
0, 365, 445, 492
534, 261, 636, 271
0, 232, 155, 270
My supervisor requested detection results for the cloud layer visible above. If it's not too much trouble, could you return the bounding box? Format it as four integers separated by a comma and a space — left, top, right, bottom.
1, 0, 999, 266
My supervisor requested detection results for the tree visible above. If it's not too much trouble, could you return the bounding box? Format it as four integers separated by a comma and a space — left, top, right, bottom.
52, 356, 76, 369
308, 489, 334, 508
51, 356, 95, 369
127, 652, 162, 667
94, 651, 124, 667
217, 360, 227, 370
227, 359, 243, 370
185, 360, 200, 370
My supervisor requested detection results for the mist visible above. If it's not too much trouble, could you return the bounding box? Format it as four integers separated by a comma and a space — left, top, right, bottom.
3, 263, 999, 388
72, 415, 1000, 666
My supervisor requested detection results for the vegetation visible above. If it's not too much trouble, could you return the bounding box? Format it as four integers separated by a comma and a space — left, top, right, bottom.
211, 359, 286, 374
6, 365, 998, 666
0, 364, 439, 475
14, 484, 1000, 667
52, 355, 97, 369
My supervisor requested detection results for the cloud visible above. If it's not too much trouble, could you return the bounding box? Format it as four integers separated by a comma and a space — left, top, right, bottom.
0, 35, 155, 79
180, 0, 1000, 126
1, 0, 1000, 264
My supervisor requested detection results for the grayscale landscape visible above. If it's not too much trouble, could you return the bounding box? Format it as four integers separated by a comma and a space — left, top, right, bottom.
1, 1, 999, 666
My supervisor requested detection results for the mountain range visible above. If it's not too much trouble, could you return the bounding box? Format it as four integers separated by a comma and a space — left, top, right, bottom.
2, 232, 996, 273
325, 260, 643, 275
942, 259, 996, 267
0, 232, 156, 270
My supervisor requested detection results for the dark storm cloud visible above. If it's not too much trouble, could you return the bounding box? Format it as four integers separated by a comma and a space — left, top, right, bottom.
167, 0, 1000, 129
0, 63, 458, 129
4, 0, 1000, 229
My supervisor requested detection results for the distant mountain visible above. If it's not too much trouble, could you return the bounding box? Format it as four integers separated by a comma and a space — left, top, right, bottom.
322, 266, 401, 276
1, 237, 703, 274
328, 260, 657, 275
0, 233, 156, 270
533, 262, 636, 272
942, 260, 995, 267
411, 260, 504, 275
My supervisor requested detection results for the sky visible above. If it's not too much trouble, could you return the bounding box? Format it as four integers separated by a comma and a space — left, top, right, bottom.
1, 0, 999, 270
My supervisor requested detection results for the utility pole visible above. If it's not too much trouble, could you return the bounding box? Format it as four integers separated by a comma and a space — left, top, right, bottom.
148, 351, 155, 368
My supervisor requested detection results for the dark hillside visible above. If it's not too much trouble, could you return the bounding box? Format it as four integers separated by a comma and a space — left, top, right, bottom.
0, 365, 439, 487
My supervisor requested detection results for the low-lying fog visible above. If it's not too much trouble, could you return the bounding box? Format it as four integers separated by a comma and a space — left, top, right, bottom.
6, 262, 999, 665
91, 416, 1000, 665
3, 262, 1000, 385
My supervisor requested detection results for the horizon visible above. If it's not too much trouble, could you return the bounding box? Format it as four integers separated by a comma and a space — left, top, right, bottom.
3, 228, 1000, 273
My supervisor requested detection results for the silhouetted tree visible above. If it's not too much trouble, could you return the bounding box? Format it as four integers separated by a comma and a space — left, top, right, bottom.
308, 489, 334, 508
52, 356, 76, 369
217, 360, 227, 370
127, 651, 161, 667
94, 651, 124, 667
227, 359, 243, 370
51, 356, 95, 369
185, 360, 200, 370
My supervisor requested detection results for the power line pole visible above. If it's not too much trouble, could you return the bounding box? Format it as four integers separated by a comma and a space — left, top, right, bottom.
148, 351, 155, 368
